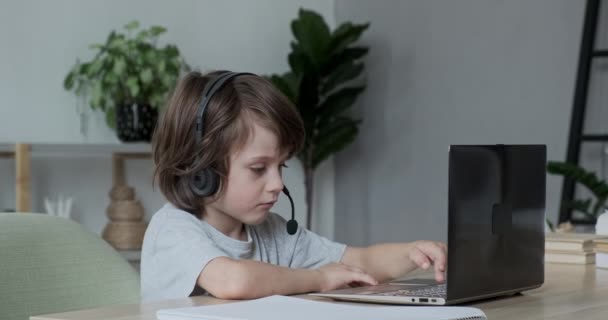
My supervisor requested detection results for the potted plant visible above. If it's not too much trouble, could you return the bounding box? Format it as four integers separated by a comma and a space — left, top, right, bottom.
63, 21, 188, 142
268, 9, 370, 229
547, 161, 608, 227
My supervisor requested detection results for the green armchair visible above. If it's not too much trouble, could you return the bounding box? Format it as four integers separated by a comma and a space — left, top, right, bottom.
0, 213, 140, 320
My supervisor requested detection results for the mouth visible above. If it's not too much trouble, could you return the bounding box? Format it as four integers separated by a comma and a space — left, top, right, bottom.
258, 201, 277, 207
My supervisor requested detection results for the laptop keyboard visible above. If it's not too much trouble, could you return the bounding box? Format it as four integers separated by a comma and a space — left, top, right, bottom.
374, 284, 446, 298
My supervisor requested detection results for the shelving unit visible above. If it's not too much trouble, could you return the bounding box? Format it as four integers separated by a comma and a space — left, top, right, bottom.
0, 142, 151, 212
560, 0, 608, 224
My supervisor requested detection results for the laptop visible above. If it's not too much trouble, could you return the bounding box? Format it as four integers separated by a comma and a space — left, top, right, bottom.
312, 144, 546, 305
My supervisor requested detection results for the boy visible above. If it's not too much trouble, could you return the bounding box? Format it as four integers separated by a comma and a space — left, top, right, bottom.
141, 71, 446, 301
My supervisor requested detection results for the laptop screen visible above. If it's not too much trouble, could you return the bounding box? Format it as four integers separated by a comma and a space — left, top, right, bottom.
446, 145, 546, 303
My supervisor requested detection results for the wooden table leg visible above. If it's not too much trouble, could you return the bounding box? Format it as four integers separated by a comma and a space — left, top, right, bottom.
15, 143, 31, 213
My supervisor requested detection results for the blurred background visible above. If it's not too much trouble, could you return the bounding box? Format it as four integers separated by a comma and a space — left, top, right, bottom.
0, 0, 606, 249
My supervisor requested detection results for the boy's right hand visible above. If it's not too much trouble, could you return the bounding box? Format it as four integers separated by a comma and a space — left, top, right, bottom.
316, 263, 378, 292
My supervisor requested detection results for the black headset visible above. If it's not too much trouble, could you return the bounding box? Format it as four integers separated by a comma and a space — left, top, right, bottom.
190, 71, 299, 235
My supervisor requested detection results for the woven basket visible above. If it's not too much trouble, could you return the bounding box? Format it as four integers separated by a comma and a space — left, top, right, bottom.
106, 200, 144, 221
102, 221, 148, 250
109, 185, 135, 201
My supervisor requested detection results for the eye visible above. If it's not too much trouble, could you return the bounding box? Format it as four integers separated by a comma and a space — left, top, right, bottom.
250, 166, 266, 174
280, 163, 289, 169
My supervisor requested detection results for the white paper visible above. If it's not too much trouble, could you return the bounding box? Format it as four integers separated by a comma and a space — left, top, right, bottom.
156, 295, 486, 320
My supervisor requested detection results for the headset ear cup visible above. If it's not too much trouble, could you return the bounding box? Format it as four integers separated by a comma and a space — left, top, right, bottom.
190, 168, 220, 197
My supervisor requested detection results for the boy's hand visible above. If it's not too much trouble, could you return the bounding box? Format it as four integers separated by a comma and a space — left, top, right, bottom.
316, 263, 378, 292
408, 241, 447, 283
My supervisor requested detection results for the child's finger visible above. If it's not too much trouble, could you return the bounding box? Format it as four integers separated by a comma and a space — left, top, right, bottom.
434, 264, 445, 282
410, 246, 432, 269
351, 271, 378, 286
423, 243, 447, 282
420, 242, 446, 272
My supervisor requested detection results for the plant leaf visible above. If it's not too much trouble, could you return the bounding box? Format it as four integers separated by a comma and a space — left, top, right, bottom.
112, 56, 126, 75
318, 86, 365, 122
90, 81, 103, 108
150, 93, 165, 109
124, 20, 139, 30
149, 26, 167, 36
63, 69, 76, 90
296, 75, 320, 136
563, 198, 594, 217
108, 34, 127, 51
126, 76, 140, 98
105, 106, 116, 129
312, 118, 360, 168
324, 47, 369, 76
547, 161, 608, 216
87, 60, 104, 77
322, 61, 364, 95
158, 60, 166, 73
288, 48, 316, 76
547, 162, 608, 198
140, 68, 153, 84
328, 22, 370, 56
290, 8, 331, 70
269, 73, 299, 103
161, 74, 175, 87
136, 29, 150, 41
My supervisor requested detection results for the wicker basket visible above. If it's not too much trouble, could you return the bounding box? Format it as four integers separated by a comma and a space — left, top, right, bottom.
102, 221, 148, 250
109, 185, 135, 201
106, 200, 144, 221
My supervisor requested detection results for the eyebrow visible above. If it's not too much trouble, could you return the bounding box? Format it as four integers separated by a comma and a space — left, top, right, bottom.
247, 154, 289, 162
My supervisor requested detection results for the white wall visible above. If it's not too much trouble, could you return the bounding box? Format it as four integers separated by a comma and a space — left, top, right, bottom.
0, 0, 336, 238
1, 0, 597, 246
333, 0, 586, 245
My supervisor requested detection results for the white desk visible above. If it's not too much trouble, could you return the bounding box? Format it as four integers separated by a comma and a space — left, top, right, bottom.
31, 263, 608, 320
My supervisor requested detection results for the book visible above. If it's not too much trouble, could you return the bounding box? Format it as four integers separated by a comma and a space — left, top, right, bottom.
545, 233, 608, 253
545, 232, 608, 243
595, 247, 608, 254
595, 239, 608, 252
156, 295, 487, 320
545, 251, 595, 264
545, 241, 593, 252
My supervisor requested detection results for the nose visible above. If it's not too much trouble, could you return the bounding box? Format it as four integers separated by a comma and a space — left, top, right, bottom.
266, 169, 284, 194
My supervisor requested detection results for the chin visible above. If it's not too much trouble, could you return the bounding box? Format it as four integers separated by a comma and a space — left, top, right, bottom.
246, 209, 270, 225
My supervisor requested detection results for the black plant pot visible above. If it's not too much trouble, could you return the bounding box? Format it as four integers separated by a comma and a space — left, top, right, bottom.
116, 104, 158, 142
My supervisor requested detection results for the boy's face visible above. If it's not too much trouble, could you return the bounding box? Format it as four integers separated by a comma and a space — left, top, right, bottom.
207, 122, 287, 226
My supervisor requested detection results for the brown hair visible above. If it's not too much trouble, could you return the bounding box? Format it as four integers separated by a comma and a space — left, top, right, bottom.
152, 71, 304, 215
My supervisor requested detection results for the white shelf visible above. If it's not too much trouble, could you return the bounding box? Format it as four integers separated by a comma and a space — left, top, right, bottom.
0, 142, 151, 158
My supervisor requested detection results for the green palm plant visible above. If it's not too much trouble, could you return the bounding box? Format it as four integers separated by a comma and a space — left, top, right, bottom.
547, 161, 608, 219
268, 9, 370, 229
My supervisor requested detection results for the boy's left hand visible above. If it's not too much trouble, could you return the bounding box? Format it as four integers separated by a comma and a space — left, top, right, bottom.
408, 241, 447, 283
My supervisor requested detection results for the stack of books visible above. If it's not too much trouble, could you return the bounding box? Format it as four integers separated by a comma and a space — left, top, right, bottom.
595, 239, 608, 269
544, 233, 605, 265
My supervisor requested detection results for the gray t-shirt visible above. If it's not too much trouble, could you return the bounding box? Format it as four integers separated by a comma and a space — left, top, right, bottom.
140, 203, 346, 301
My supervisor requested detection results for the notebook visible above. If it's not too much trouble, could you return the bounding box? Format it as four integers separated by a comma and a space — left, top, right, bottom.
156, 295, 487, 320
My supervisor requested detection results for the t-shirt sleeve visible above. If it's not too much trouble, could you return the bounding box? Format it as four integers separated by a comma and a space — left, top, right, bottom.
141, 210, 228, 301
279, 215, 346, 269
